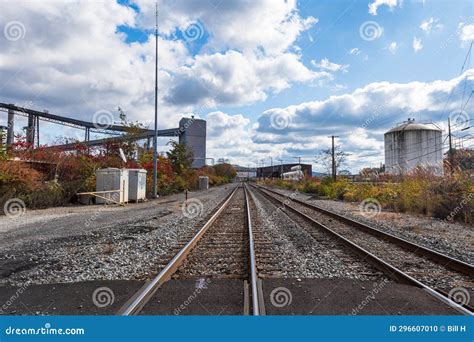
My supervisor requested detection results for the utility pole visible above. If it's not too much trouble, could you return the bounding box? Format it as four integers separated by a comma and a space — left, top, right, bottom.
152, 2, 159, 198
270, 157, 273, 178
448, 118, 454, 175
329, 135, 338, 181
293, 156, 301, 165
277, 159, 283, 178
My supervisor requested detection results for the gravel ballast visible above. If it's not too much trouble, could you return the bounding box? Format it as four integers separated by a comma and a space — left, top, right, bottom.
264, 185, 474, 264
0, 185, 235, 286
248, 186, 385, 280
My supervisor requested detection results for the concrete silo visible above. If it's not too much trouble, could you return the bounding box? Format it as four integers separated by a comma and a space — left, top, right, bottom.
384, 119, 444, 176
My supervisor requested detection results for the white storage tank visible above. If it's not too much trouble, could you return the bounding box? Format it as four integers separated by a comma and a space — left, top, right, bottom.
128, 169, 147, 202
384, 120, 444, 176
95, 168, 129, 204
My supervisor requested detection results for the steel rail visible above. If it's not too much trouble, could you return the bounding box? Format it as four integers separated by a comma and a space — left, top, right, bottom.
244, 183, 261, 315
117, 185, 240, 315
251, 184, 473, 316
258, 185, 474, 277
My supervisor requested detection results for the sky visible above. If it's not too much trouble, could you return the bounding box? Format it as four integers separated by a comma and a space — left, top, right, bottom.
0, 0, 473, 173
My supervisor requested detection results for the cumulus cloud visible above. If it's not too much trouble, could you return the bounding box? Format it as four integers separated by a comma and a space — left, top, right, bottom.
0, 0, 319, 133
251, 70, 473, 171
420, 17, 443, 34
165, 51, 327, 107
138, 0, 317, 55
412, 37, 423, 52
368, 0, 398, 16
0, 1, 193, 129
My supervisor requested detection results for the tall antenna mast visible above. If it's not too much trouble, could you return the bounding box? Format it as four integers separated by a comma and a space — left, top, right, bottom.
152, 1, 159, 198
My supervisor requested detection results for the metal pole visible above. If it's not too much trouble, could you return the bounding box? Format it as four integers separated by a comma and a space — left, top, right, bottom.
152, 2, 159, 198
331, 135, 336, 181
448, 118, 454, 175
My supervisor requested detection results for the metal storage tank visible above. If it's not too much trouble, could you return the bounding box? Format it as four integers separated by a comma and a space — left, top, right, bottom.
384, 120, 444, 176
128, 169, 147, 202
95, 168, 129, 204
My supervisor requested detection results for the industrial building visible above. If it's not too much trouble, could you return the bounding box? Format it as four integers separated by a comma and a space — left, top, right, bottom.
0, 103, 207, 169
235, 166, 257, 181
384, 119, 444, 176
178, 117, 206, 169
257, 163, 312, 179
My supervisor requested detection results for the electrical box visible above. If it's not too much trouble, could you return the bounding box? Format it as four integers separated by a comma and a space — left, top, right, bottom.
199, 176, 209, 190
95, 168, 129, 204
128, 169, 147, 202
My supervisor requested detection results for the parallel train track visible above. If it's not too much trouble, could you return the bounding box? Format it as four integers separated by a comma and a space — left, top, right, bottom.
251, 184, 474, 316
118, 184, 264, 315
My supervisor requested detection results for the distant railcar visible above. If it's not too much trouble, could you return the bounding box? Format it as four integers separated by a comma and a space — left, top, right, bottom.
282, 170, 303, 180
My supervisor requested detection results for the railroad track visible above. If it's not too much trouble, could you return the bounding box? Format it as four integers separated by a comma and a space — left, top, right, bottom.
118, 184, 265, 316
251, 184, 474, 316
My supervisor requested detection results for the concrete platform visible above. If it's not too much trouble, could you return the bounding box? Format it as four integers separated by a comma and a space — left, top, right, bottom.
0, 280, 144, 315
262, 278, 460, 315
0, 278, 462, 315
140, 279, 245, 315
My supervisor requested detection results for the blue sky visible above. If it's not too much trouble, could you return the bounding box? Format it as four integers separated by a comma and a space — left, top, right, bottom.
0, 0, 473, 172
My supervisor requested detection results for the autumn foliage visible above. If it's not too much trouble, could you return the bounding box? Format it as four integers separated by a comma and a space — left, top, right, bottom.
0, 135, 235, 210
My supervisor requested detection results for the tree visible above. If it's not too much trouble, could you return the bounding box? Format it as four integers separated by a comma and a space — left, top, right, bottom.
315, 146, 349, 177
449, 148, 474, 171
213, 163, 237, 180
166, 141, 194, 175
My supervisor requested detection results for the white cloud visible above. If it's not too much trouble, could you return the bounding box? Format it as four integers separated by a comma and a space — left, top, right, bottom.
458, 23, 474, 42
137, 0, 317, 56
368, 0, 398, 16
0, 0, 320, 132
420, 17, 443, 34
387, 42, 398, 54
251, 70, 473, 171
311, 58, 349, 73
165, 51, 328, 107
412, 37, 423, 52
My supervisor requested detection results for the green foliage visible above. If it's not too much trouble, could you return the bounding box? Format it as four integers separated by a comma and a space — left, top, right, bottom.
166, 141, 194, 175
213, 163, 237, 181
